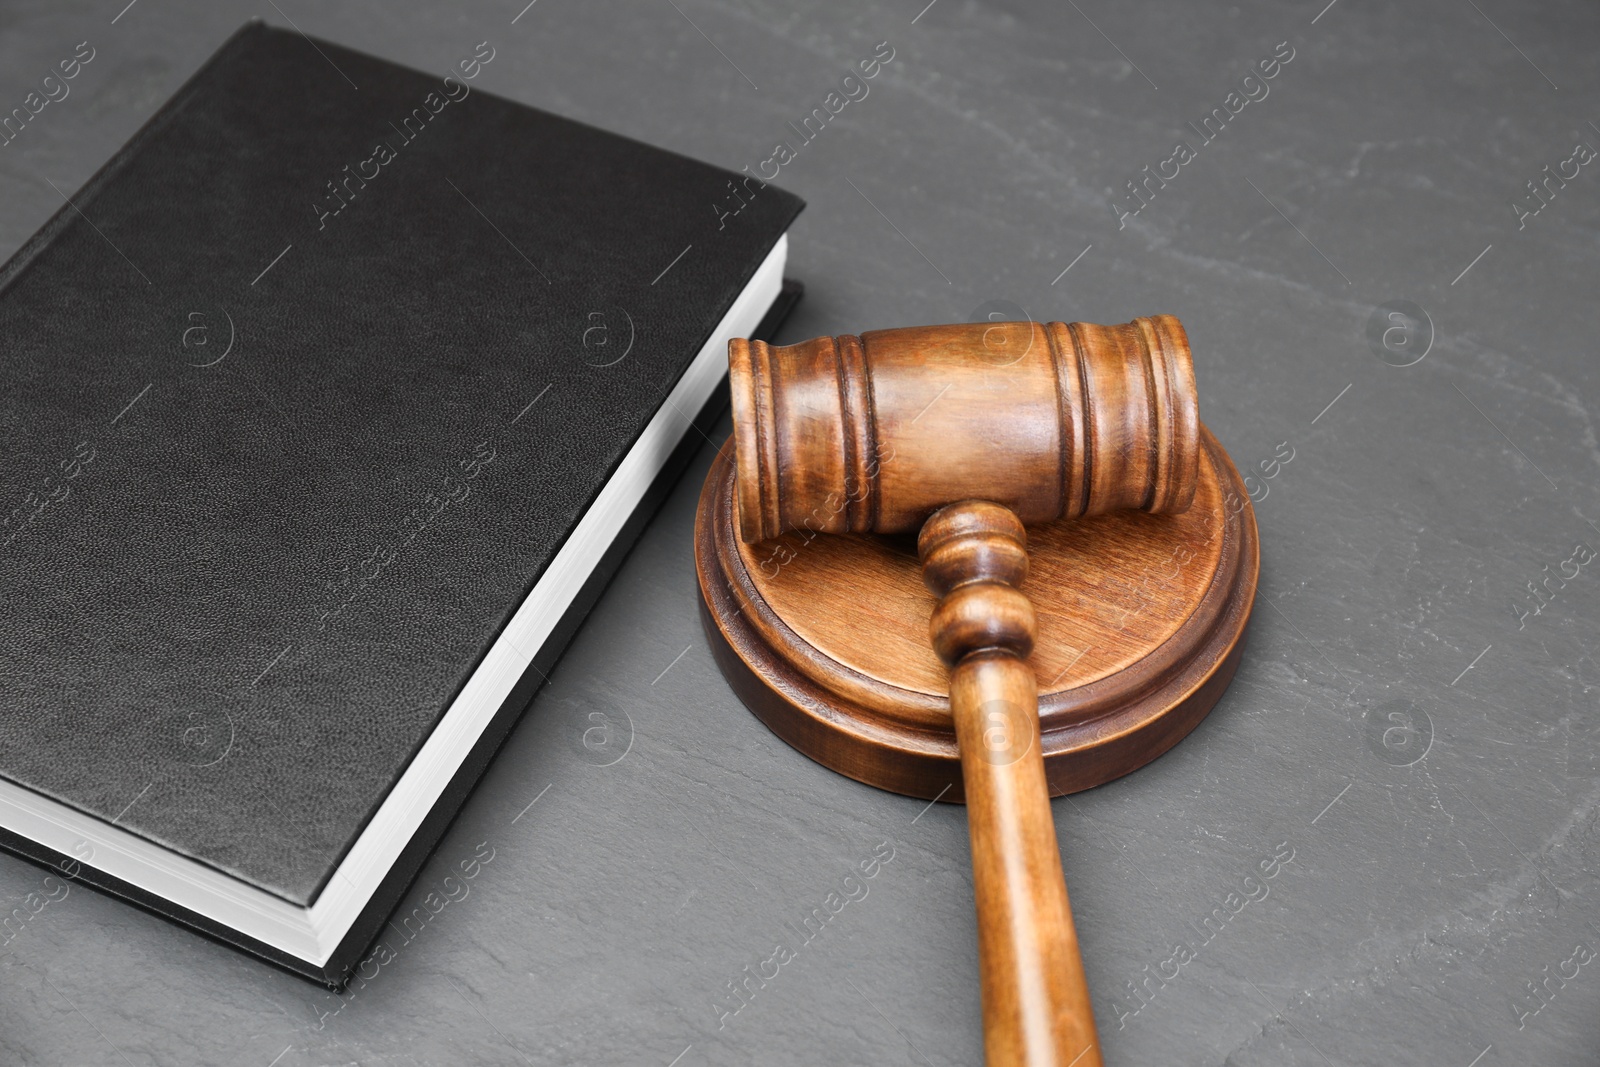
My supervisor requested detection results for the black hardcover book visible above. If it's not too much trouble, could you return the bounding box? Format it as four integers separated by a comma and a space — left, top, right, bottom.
0, 21, 802, 984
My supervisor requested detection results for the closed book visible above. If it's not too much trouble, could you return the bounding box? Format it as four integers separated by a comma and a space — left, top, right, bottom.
0, 21, 802, 984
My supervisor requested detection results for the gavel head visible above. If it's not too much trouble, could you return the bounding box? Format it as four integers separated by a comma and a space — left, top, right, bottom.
728, 316, 1200, 543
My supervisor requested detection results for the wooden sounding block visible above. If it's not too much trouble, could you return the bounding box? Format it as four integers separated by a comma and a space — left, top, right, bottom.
697, 426, 1256, 798
696, 318, 1259, 1067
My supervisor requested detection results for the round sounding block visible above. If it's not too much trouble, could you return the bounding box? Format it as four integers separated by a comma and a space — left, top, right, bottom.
694, 425, 1259, 801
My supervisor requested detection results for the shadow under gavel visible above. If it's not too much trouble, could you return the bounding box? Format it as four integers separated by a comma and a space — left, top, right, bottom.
727, 316, 1200, 1067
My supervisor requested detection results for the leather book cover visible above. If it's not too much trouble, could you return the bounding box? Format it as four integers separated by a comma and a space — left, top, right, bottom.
0, 21, 802, 983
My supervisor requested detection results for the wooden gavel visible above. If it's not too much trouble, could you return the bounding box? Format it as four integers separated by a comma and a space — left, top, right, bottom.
727, 316, 1200, 1067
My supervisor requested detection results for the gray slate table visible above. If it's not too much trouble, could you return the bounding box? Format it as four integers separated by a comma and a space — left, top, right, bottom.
2, 1, 1598, 1063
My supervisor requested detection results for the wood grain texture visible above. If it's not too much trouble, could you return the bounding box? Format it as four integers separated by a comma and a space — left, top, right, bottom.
695, 425, 1258, 801
728, 317, 1198, 542
920, 502, 1103, 1066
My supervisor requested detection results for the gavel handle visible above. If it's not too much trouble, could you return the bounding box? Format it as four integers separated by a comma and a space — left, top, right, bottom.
951, 654, 1102, 1067
920, 501, 1102, 1067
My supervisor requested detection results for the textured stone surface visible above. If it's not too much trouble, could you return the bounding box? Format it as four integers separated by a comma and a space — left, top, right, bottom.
1, 1, 1597, 1064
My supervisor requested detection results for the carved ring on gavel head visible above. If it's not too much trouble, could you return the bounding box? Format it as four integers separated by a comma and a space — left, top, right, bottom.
728, 316, 1200, 543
